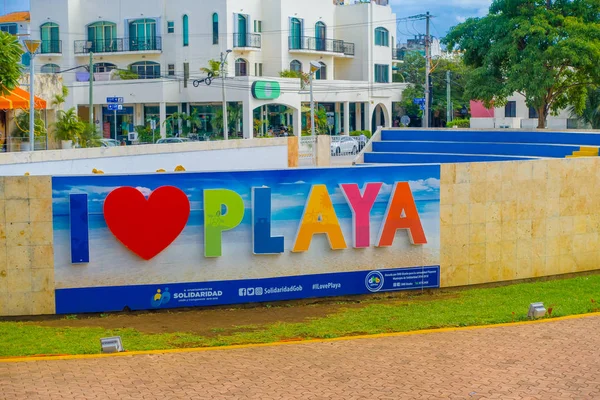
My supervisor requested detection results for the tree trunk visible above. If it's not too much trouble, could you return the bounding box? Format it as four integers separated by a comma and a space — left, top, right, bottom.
537, 106, 548, 129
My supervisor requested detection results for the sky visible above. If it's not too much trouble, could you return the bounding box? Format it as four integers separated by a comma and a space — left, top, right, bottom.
390, 0, 492, 43
0, 0, 29, 15
0, 0, 491, 44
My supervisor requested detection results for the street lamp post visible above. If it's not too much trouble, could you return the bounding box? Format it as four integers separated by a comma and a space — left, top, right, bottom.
220, 50, 232, 140
23, 40, 41, 151
84, 42, 94, 125
309, 61, 321, 161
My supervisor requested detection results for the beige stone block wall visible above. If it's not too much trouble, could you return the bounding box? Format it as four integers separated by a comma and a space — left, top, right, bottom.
440, 157, 600, 288
316, 135, 331, 167
0, 176, 55, 316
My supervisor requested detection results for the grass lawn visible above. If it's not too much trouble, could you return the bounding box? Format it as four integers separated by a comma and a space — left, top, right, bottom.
1, 274, 600, 358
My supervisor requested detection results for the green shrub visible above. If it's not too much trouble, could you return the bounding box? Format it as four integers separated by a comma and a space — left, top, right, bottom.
349, 130, 372, 138
447, 118, 470, 128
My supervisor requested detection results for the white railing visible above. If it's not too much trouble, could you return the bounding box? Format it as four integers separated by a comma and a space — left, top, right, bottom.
300, 136, 317, 165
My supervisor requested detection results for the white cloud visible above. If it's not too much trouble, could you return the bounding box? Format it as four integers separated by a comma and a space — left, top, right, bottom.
136, 186, 152, 197
408, 178, 440, 192
456, 16, 467, 23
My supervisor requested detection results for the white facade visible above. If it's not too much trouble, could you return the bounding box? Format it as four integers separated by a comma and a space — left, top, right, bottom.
28, 0, 406, 140
470, 93, 578, 130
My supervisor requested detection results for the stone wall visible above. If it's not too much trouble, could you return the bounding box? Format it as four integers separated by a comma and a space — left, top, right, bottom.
0, 176, 55, 316
440, 157, 600, 287
2, 156, 600, 316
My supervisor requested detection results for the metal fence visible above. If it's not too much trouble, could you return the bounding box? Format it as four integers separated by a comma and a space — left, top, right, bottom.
299, 136, 317, 165
6, 136, 48, 152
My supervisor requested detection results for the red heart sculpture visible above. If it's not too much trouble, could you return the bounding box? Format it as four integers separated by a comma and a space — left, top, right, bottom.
103, 186, 190, 260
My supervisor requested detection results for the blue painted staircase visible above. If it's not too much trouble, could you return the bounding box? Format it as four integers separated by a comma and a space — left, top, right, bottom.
360, 129, 600, 165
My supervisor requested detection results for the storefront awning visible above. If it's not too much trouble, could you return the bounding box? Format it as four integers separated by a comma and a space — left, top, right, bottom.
0, 87, 47, 110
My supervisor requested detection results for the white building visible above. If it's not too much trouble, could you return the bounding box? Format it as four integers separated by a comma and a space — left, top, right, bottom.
469, 93, 582, 130
28, 0, 406, 140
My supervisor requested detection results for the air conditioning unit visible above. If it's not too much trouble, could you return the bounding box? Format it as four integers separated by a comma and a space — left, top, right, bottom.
128, 132, 138, 141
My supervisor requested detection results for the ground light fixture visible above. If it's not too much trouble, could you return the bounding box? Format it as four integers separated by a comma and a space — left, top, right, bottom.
527, 302, 547, 319
100, 336, 124, 353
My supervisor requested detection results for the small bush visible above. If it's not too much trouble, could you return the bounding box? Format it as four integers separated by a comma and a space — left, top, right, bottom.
447, 118, 470, 128
349, 130, 372, 138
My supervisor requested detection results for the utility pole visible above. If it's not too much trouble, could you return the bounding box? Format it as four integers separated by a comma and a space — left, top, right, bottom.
446, 70, 452, 125
424, 11, 431, 129
220, 50, 232, 140
89, 51, 94, 125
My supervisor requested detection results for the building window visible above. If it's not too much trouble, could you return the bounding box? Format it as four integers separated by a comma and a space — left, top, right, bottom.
254, 20, 262, 33
505, 101, 517, 118
290, 60, 302, 73
167, 21, 174, 33
255, 63, 263, 77
130, 61, 161, 79
0, 23, 17, 35
87, 21, 117, 52
237, 14, 248, 47
235, 58, 248, 76
212, 13, 219, 45
374, 64, 389, 83
41, 63, 60, 73
182, 15, 189, 46
290, 17, 302, 50
315, 21, 326, 51
94, 62, 117, 73
315, 62, 326, 80
168, 64, 175, 76
40, 22, 60, 53
529, 106, 538, 119
128, 18, 157, 51
375, 27, 389, 47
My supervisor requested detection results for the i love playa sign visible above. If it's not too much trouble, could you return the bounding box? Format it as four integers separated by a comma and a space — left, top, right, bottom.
52, 166, 441, 314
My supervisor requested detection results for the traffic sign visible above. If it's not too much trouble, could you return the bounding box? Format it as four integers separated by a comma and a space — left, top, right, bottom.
107, 104, 123, 111
150, 119, 157, 130
419, 105, 425, 111
106, 97, 124, 103
413, 98, 425, 105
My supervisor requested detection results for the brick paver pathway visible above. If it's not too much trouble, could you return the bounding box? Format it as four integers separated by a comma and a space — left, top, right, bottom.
1, 316, 599, 399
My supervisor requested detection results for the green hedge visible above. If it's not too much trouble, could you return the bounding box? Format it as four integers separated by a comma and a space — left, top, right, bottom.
447, 119, 470, 128
349, 130, 372, 138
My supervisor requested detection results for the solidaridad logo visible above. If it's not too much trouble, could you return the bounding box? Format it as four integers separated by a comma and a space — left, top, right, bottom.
365, 271, 384, 292
151, 287, 171, 308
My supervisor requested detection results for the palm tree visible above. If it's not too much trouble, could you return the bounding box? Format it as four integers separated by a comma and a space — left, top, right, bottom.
0, 31, 24, 95
570, 87, 600, 129
200, 59, 223, 77
51, 86, 69, 110
53, 108, 84, 143
78, 123, 102, 148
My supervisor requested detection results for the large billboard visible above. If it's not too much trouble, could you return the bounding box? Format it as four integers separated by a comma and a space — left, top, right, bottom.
52, 166, 440, 314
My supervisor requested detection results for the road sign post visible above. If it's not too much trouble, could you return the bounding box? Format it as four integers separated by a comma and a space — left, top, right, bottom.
106, 98, 124, 142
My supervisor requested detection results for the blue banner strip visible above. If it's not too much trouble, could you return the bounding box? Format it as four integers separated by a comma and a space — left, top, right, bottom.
55, 266, 440, 314
69, 194, 89, 264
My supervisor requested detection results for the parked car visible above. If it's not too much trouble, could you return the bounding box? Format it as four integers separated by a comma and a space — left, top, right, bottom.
330, 136, 359, 155
100, 139, 120, 147
156, 138, 191, 144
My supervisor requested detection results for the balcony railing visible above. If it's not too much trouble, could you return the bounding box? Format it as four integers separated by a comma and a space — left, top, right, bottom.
74, 37, 162, 54
288, 36, 354, 55
392, 48, 406, 61
343, 42, 355, 56
233, 33, 261, 48
40, 40, 62, 54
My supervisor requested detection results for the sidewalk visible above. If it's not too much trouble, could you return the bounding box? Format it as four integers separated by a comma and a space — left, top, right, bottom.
1, 316, 599, 399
